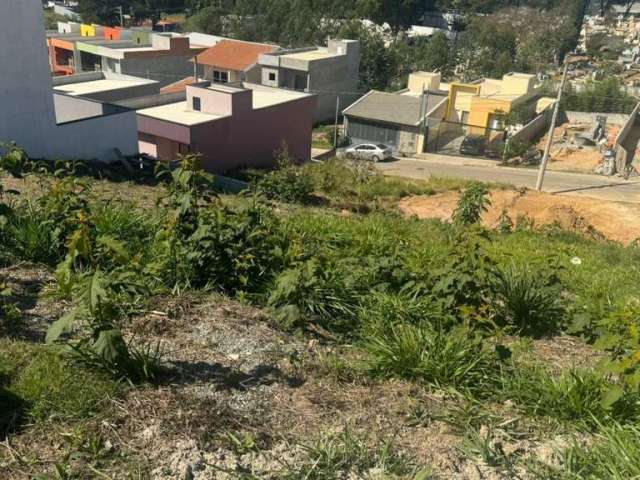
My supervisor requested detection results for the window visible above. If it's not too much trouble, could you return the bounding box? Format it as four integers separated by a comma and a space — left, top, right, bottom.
268, 72, 276, 81
192, 96, 201, 111
213, 70, 229, 83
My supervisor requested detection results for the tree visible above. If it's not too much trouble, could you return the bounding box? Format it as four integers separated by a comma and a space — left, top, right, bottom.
337, 20, 398, 91
415, 32, 456, 79
184, 5, 225, 34
356, 0, 436, 32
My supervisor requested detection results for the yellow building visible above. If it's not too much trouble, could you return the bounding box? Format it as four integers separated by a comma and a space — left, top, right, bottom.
80, 24, 104, 37
405, 71, 539, 132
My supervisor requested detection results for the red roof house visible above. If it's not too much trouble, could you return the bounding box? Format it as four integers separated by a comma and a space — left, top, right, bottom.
192, 39, 279, 85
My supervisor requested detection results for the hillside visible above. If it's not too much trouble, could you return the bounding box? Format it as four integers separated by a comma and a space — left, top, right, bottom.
2, 155, 640, 479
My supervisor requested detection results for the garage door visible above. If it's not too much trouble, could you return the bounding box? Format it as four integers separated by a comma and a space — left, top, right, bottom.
347, 120, 400, 149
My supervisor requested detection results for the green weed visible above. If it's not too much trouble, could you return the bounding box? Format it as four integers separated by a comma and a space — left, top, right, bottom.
280, 429, 426, 479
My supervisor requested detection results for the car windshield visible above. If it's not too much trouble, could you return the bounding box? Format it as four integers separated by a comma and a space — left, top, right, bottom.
377, 144, 389, 150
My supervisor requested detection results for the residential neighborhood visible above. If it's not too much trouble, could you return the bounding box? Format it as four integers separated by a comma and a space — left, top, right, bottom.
6, 1, 640, 479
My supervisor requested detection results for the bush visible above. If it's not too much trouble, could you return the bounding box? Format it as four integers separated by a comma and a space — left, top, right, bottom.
268, 257, 360, 334
452, 182, 491, 226
490, 261, 565, 336
182, 201, 284, 293
258, 146, 315, 203
364, 323, 505, 395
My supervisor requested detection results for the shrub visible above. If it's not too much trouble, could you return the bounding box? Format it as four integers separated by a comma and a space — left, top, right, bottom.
258, 146, 315, 203
268, 257, 360, 334
364, 323, 505, 395
503, 138, 531, 160
490, 261, 565, 336
452, 182, 491, 226
182, 200, 284, 293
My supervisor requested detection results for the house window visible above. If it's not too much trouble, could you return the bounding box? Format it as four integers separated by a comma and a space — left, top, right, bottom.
192, 96, 201, 111
268, 72, 276, 81
213, 70, 229, 83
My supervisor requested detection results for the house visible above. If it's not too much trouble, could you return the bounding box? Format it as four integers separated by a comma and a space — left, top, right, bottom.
75, 33, 206, 87
258, 39, 361, 123
192, 39, 280, 85
410, 71, 539, 130
1, 0, 138, 162
133, 82, 316, 172
342, 81, 448, 155
52, 71, 160, 103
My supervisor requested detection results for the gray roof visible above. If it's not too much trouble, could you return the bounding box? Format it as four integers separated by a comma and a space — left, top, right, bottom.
342, 90, 447, 127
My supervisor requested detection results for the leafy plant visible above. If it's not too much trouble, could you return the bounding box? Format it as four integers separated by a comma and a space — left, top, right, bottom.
490, 261, 565, 337
182, 199, 284, 293
364, 323, 505, 396
593, 301, 640, 407
541, 421, 640, 479
499, 364, 636, 426
268, 257, 360, 334
258, 144, 315, 203
452, 182, 491, 226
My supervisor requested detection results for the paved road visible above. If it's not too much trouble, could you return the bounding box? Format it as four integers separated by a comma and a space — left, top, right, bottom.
377, 155, 640, 203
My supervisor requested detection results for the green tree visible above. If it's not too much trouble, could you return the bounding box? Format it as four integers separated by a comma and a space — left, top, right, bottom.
184, 5, 225, 34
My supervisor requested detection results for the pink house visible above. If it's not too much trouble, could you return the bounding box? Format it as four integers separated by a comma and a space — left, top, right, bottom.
136, 82, 316, 172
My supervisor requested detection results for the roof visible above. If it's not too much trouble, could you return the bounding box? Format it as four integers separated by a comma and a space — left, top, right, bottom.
53, 78, 155, 96
161, 76, 197, 94
193, 39, 279, 71
138, 83, 312, 126
138, 101, 228, 126
282, 48, 340, 62
343, 90, 448, 127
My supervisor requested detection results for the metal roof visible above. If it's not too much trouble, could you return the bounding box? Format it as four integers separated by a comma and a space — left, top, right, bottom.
343, 90, 448, 127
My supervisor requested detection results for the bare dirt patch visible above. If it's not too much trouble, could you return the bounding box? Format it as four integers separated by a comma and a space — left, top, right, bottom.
399, 189, 640, 244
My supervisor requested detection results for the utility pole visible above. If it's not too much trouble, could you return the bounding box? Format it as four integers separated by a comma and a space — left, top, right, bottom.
418, 86, 429, 153
333, 96, 341, 149
536, 58, 571, 191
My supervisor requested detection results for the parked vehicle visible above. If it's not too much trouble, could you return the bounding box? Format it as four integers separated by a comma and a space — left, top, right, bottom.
459, 135, 487, 156
459, 135, 502, 158
343, 143, 393, 162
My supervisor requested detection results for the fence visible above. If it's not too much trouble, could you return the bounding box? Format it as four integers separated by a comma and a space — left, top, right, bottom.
425, 119, 507, 159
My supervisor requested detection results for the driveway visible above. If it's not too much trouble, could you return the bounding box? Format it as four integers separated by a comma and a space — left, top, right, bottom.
377, 154, 640, 204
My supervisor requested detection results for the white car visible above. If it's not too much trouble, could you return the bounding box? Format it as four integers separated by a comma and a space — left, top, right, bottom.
343, 143, 393, 162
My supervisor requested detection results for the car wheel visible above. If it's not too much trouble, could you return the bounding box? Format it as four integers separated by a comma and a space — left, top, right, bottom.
371, 155, 380, 163
346, 152, 354, 160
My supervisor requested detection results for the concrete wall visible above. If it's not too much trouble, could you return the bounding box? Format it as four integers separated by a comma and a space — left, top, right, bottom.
562, 111, 630, 126
258, 40, 361, 123
614, 103, 640, 171
509, 110, 550, 144
0, 0, 138, 161
117, 54, 196, 87
307, 41, 361, 123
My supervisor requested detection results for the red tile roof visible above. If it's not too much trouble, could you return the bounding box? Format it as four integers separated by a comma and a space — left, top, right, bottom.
161, 76, 196, 94
192, 39, 279, 72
